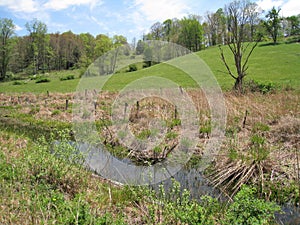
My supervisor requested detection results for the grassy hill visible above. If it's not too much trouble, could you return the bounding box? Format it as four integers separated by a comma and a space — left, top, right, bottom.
0, 42, 299, 93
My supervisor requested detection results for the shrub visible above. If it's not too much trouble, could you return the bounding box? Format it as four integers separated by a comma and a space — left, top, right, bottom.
36, 77, 50, 83
60, 75, 75, 81
127, 64, 137, 72
157, 179, 220, 224
244, 79, 276, 94
225, 185, 281, 225
13, 81, 24, 85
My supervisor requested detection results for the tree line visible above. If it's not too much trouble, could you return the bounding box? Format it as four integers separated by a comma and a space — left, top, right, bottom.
0, 0, 299, 82
144, 4, 299, 48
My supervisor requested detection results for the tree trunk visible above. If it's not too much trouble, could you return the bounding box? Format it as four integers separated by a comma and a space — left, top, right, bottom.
234, 76, 243, 93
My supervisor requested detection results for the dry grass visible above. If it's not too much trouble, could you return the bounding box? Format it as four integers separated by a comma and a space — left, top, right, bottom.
207, 91, 299, 198
1, 90, 299, 198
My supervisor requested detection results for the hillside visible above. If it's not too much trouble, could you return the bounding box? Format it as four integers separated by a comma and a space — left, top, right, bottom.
0, 42, 299, 93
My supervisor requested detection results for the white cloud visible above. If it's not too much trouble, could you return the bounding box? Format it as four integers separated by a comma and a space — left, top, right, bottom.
90, 16, 109, 31
281, 0, 300, 16
0, 0, 39, 13
134, 0, 190, 22
256, 0, 283, 10
256, 0, 300, 16
44, 0, 103, 11
15, 24, 23, 31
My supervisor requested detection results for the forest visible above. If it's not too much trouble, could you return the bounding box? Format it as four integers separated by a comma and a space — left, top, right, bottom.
0, 2, 299, 81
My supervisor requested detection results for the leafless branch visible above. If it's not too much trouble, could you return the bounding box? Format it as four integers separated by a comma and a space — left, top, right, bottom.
219, 45, 237, 80
242, 41, 259, 74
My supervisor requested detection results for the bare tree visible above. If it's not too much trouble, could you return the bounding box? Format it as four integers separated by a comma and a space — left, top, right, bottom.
220, 0, 261, 93
205, 9, 226, 46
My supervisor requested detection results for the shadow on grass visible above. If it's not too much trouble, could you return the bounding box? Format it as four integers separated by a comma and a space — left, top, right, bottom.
258, 42, 283, 47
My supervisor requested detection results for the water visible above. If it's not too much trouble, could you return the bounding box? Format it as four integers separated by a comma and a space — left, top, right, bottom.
58, 142, 300, 224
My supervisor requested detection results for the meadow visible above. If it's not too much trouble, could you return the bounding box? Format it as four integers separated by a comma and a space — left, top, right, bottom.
0, 42, 299, 93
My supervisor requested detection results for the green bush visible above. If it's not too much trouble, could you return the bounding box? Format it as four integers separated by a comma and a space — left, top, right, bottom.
36, 77, 50, 83
13, 80, 24, 85
225, 185, 281, 225
244, 79, 276, 94
127, 64, 138, 72
60, 75, 75, 81
158, 179, 220, 224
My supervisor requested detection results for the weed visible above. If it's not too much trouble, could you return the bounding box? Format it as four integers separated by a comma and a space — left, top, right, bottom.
29, 106, 40, 115
244, 79, 276, 94
136, 129, 151, 140
51, 109, 61, 116
225, 185, 280, 225
252, 122, 270, 133
199, 120, 212, 138
166, 131, 178, 140
167, 118, 181, 129
209, 133, 272, 197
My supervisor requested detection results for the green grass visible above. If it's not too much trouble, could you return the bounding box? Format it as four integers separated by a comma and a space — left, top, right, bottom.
198, 42, 300, 90
0, 70, 81, 93
0, 42, 299, 93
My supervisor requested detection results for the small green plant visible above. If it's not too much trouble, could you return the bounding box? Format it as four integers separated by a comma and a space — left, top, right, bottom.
51, 109, 61, 116
250, 134, 269, 162
229, 148, 239, 160
225, 185, 280, 225
158, 179, 219, 224
167, 118, 181, 129
199, 120, 212, 138
153, 146, 162, 154
166, 131, 178, 140
29, 106, 40, 115
225, 126, 240, 138
252, 122, 270, 133
137, 129, 151, 140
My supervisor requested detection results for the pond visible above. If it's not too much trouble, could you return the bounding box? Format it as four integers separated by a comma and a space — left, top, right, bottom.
70, 142, 300, 224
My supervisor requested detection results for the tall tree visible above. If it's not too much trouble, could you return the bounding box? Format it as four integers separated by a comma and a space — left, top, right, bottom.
136, 39, 145, 55
264, 7, 281, 44
0, 18, 15, 81
162, 19, 173, 41
246, 2, 260, 41
25, 19, 48, 74
286, 15, 300, 36
150, 22, 163, 40
205, 9, 227, 46
79, 33, 95, 67
220, 0, 261, 93
178, 15, 204, 51
95, 34, 113, 57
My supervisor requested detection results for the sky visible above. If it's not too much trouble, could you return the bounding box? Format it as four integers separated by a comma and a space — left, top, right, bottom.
0, 0, 299, 42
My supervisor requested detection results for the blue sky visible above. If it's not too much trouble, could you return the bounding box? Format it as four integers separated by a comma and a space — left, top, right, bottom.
0, 0, 299, 41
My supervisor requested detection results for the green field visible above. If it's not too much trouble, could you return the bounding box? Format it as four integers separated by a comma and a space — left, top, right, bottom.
0, 42, 299, 93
